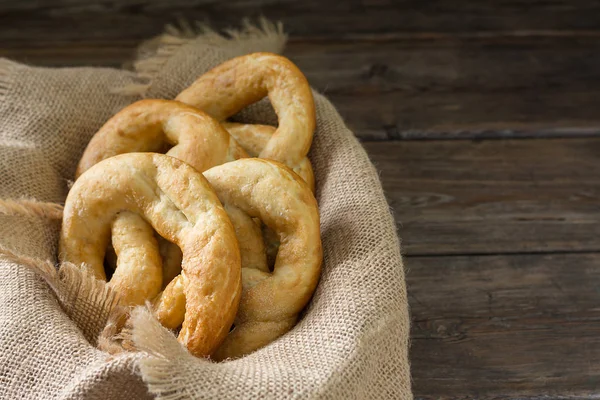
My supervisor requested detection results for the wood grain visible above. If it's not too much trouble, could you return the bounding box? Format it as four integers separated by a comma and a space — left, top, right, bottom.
287, 36, 600, 140
408, 252, 600, 399
4, 33, 600, 140
365, 138, 600, 255
1, 0, 600, 45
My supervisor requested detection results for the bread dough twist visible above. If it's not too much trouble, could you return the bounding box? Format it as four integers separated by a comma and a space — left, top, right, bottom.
176, 52, 316, 182
75, 99, 248, 303
154, 159, 322, 360
60, 153, 242, 357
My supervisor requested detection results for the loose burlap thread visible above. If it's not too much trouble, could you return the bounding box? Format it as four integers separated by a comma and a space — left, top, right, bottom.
0, 21, 412, 399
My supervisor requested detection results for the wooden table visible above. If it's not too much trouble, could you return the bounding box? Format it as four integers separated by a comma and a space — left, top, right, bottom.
3, 1, 599, 398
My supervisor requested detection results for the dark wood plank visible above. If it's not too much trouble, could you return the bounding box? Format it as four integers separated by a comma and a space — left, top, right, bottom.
3, 2, 600, 140
408, 252, 600, 399
0, 42, 137, 68
1, 0, 600, 46
365, 138, 600, 255
286, 37, 600, 140
328, 89, 600, 141
288, 37, 600, 95
5, 36, 600, 140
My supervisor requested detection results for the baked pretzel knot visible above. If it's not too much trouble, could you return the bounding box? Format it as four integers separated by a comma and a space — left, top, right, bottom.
75, 99, 248, 304
60, 153, 242, 357
176, 52, 316, 184
223, 122, 315, 192
76, 99, 247, 177
154, 159, 322, 360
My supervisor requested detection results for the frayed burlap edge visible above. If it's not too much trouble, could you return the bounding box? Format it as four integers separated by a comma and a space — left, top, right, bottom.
0, 198, 122, 346
123, 307, 202, 400
0, 59, 13, 98
116, 18, 287, 97
0, 246, 121, 346
0, 197, 63, 220
0, 198, 199, 395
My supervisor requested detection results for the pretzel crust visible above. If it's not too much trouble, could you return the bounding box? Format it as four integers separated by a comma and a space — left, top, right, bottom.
75, 99, 248, 301
76, 99, 247, 178
60, 153, 242, 357
223, 122, 315, 193
175, 52, 316, 168
154, 159, 322, 360
96, 120, 296, 293
223, 122, 314, 270
109, 211, 163, 306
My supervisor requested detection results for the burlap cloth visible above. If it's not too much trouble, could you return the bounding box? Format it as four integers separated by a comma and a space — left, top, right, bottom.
0, 21, 412, 399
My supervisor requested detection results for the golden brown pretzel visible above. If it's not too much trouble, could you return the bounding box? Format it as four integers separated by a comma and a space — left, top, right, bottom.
60, 153, 242, 357
76, 99, 248, 301
154, 159, 322, 360
109, 211, 163, 306
222, 122, 315, 193
151, 203, 270, 288
76, 99, 247, 177
157, 122, 315, 278
175, 52, 316, 179
223, 122, 315, 269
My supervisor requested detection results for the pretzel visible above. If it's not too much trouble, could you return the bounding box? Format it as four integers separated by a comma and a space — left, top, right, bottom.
76, 99, 247, 177
156, 122, 315, 280
75, 99, 248, 299
175, 52, 316, 182
154, 159, 322, 360
108, 211, 163, 306
223, 122, 315, 192
152, 201, 270, 287
222, 122, 315, 269
60, 153, 242, 357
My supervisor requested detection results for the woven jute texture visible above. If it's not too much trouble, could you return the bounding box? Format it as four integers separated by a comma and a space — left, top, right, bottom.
0, 21, 412, 399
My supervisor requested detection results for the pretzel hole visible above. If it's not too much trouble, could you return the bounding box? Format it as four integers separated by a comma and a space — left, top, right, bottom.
230, 97, 278, 127
103, 245, 117, 280
165, 322, 233, 338
155, 233, 183, 289
261, 224, 280, 272
102, 229, 183, 290
157, 141, 174, 154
